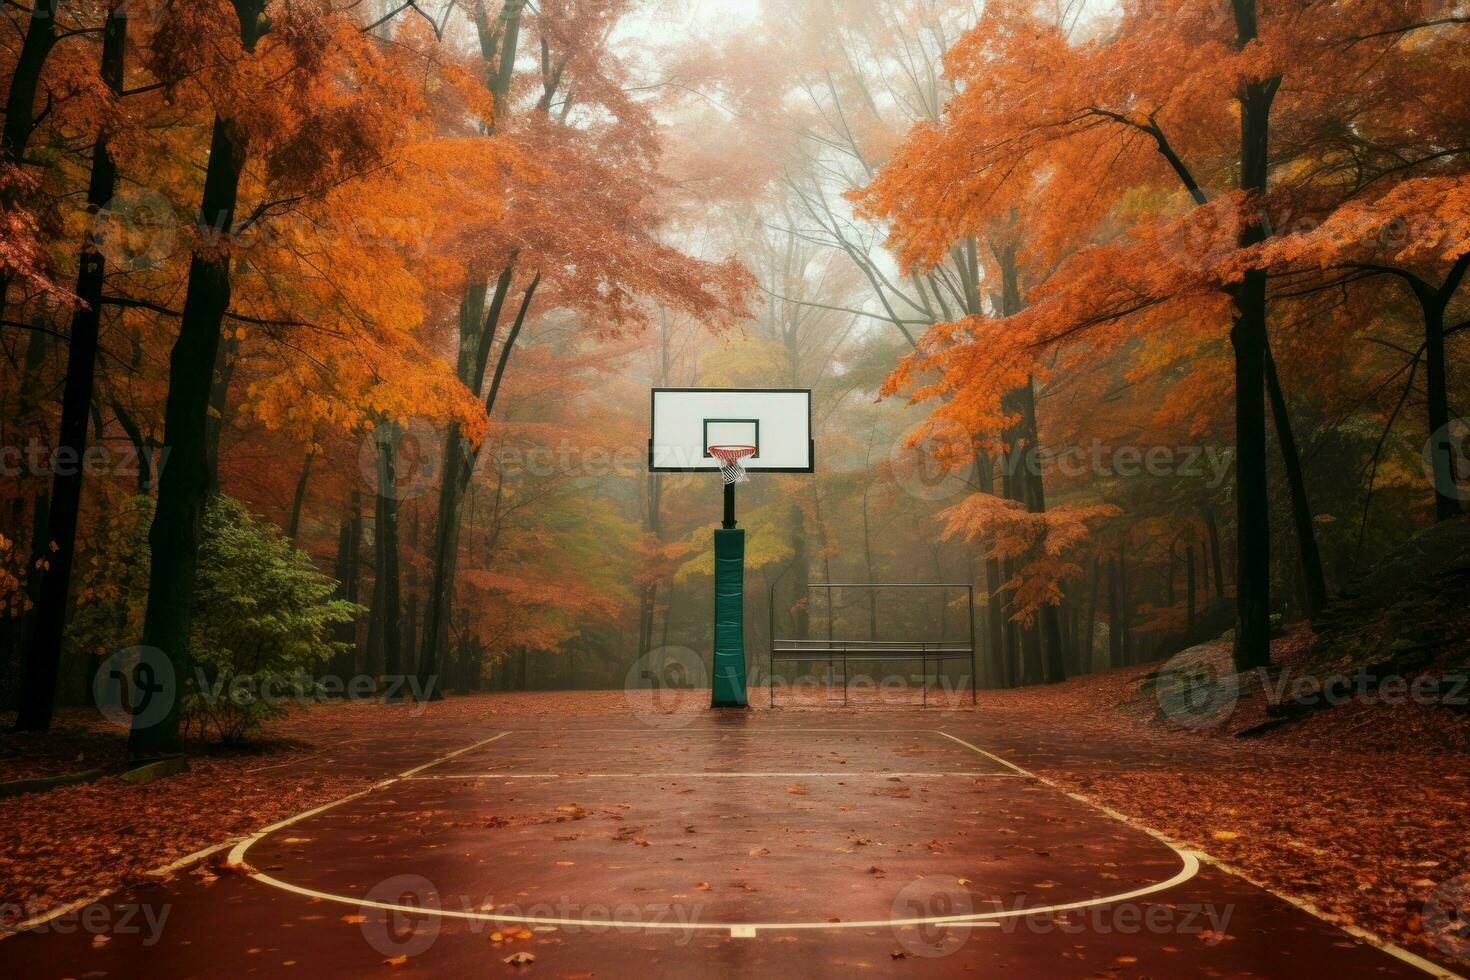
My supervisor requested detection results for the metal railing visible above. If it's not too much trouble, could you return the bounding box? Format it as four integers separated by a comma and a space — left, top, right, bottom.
768, 583, 976, 707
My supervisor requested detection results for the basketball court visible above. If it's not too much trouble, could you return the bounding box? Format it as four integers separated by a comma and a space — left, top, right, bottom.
6, 708, 1450, 977
4, 388, 1456, 977
229, 724, 1200, 938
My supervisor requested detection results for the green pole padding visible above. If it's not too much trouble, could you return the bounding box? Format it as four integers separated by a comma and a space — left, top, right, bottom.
712, 528, 747, 707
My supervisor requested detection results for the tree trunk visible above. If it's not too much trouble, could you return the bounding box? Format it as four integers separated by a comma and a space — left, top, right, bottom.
330, 513, 354, 684
637, 469, 662, 656
13, 4, 127, 731
0, 0, 57, 166
1167, 543, 1177, 609
403, 593, 418, 678
1106, 556, 1123, 669
129, 108, 253, 760
15, 493, 50, 702
0, 499, 23, 681
113, 401, 155, 493
418, 0, 532, 696
203, 332, 238, 494
345, 492, 363, 675
462, 635, 483, 691
974, 454, 1008, 687
790, 502, 810, 638
1020, 609, 1043, 684
861, 486, 878, 639
419, 271, 538, 698
129, 2, 268, 759
1119, 542, 1135, 664
421, 267, 512, 694
1201, 502, 1225, 598
1186, 544, 1197, 635
994, 245, 1060, 683
1227, 1, 1278, 673
374, 422, 403, 696
1020, 380, 1067, 684
365, 497, 384, 678
286, 445, 315, 541
1264, 345, 1327, 615
1084, 555, 1100, 672
1230, 270, 1272, 668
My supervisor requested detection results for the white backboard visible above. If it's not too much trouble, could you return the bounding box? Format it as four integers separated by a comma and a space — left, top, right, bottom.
650, 388, 814, 473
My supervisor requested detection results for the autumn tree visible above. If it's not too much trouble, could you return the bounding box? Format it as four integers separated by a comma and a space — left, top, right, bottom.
106, 0, 484, 757
854, 0, 1398, 670
414, 0, 750, 696
14, 2, 129, 731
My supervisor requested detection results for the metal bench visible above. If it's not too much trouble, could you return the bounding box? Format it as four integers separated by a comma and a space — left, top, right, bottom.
767, 583, 977, 707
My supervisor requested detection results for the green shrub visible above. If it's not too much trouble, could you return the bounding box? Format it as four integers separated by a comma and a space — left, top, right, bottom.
70, 496, 358, 742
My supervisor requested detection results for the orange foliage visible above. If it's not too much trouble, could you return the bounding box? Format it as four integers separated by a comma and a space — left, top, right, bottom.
937, 493, 1118, 623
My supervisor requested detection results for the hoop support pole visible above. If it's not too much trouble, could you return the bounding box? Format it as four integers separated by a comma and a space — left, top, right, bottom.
712, 527, 748, 708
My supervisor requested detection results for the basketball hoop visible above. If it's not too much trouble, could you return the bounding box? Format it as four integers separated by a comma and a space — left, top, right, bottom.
708, 444, 756, 485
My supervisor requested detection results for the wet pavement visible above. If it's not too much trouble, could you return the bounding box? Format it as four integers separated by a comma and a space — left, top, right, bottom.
4, 710, 1448, 978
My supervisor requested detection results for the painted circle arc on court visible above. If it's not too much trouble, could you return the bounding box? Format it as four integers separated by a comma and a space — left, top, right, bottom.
227, 728, 1202, 936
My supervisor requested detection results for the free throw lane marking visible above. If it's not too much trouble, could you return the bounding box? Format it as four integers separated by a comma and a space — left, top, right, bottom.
403, 770, 1024, 780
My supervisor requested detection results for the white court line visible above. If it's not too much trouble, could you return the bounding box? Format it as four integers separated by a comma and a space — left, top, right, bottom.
229, 727, 1202, 939
1, 835, 253, 940
935, 731, 1461, 980
239, 845, 1195, 939
496, 727, 942, 734
404, 770, 1024, 780
400, 732, 513, 778
0, 733, 515, 942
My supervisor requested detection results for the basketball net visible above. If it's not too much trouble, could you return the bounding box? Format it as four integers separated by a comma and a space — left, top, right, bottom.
708, 444, 756, 485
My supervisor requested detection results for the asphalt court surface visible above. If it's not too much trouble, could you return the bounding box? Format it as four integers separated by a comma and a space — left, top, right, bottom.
5, 715, 1451, 977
